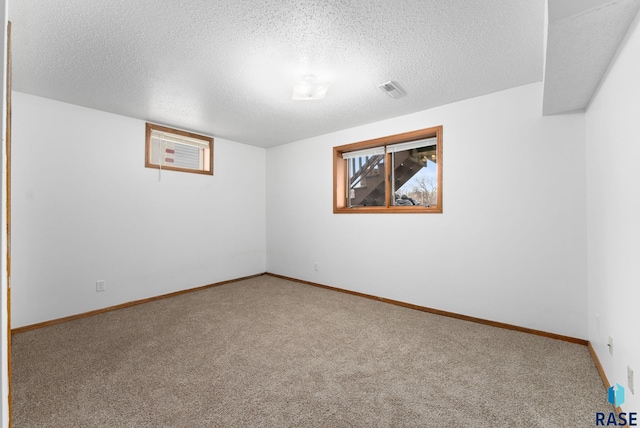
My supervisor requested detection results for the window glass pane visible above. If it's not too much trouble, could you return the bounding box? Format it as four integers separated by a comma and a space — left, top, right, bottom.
392, 144, 438, 207
347, 154, 386, 207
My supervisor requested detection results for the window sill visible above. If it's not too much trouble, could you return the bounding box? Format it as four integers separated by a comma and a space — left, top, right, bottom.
333, 206, 442, 214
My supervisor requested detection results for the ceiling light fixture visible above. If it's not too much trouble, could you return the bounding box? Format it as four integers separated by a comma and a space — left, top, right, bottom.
292, 75, 329, 100
378, 81, 405, 98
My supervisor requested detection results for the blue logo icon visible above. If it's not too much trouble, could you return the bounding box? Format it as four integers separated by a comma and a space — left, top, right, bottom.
608, 383, 625, 407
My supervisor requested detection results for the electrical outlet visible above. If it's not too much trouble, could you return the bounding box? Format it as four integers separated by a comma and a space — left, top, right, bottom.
96, 280, 105, 292
608, 336, 614, 356
314, 262, 319, 271
595, 313, 600, 333
629, 366, 635, 395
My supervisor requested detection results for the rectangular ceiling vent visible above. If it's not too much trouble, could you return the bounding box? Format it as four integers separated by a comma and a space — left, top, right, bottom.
378, 81, 405, 98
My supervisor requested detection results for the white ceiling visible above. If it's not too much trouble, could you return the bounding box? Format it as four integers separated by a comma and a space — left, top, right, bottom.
7, 1, 638, 148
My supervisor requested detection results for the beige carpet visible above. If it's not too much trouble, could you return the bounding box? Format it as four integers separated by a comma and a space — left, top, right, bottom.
12, 275, 612, 427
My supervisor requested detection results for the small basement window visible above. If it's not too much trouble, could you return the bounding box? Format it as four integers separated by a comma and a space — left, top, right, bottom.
145, 123, 213, 175
333, 126, 442, 213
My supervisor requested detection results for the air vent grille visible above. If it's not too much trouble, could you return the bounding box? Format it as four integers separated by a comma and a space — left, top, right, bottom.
378, 81, 405, 98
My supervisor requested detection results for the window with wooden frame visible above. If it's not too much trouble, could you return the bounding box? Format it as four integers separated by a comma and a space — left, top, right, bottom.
333, 126, 442, 213
145, 123, 213, 175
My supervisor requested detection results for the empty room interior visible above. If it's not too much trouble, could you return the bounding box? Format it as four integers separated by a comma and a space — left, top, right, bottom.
1, 0, 640, 426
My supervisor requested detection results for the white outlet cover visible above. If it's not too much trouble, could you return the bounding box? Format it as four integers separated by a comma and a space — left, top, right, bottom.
629, 366, 635, 395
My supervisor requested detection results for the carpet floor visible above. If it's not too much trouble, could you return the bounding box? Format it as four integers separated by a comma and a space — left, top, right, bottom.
11, 275, 613, 427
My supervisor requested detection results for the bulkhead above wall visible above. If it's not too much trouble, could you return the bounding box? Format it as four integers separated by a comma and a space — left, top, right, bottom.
543, 0, 640, 115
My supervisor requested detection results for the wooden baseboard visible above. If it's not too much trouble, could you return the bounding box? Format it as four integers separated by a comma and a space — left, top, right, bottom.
588, 341, 621, 414
11, 273, 266, 334
13, 270, 589, 348
266, 272, 588, 346
588, 341, 610, 389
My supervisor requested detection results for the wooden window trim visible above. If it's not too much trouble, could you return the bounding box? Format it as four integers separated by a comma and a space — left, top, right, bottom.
145, 123, 214, 176
333, 126, 443, 214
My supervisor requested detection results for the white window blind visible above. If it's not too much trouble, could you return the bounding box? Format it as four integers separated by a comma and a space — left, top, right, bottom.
342, 146, 386, 160
172, 143, 200, 169
150, 130, 211, 170
150, 130, 210, 149
386, 137, 437, 153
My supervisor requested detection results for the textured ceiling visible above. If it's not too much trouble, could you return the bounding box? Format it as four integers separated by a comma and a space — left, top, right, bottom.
8, 0, 545, 147
10, 1, 638, 147
543, 0, 640, 115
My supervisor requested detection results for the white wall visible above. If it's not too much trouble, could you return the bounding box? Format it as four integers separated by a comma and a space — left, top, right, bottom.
11, 92, 267, 328
586, 10, 640, 413
1, 0, 8, 425
267, 82, 588, 339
